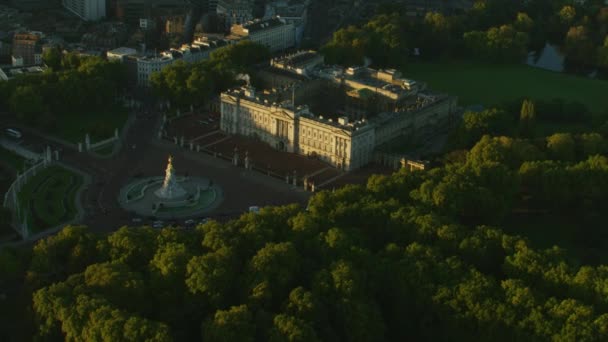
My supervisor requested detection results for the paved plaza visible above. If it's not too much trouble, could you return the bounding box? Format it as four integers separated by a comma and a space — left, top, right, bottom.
2, 103, 397, 238
164, 114, 350, 189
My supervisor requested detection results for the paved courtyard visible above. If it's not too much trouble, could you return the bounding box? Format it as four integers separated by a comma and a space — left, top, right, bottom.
166, 112, 220, 141
4, 104, 396, 237
165, 116, 347, 189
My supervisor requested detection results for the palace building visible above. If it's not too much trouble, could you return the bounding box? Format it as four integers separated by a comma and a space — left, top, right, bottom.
220, 52, 457, 171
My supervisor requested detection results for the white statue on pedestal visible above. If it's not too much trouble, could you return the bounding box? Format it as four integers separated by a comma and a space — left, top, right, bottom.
155, 156, 186, 199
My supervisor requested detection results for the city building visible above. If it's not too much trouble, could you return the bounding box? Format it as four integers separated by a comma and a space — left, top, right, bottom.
217, 0, 254, 27
107, 46, 138, 61
0, 40, 12, 63
0, 65, 48, 81
12, 32, 43, 66
123, 38, 231, 87
270, 50, 323, 76
9, 0, 61, 11
62, 0, 106, 21
264, 0, 309, 46
220, 52, 457, 171
165, 16, 187, 34
134, 52, 175, 87
113, 0, 145, 24
230, 17, 294, 52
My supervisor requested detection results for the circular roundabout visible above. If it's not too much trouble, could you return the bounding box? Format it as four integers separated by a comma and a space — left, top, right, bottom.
118, 156, 223, 219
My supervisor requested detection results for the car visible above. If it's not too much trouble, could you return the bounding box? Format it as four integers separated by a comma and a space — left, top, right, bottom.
153, 223, 164, 229
249, 206, 260, 214
184, 219, 195, 226
131, 217, 143, 223
4, 128, 22, 139
199, 218, 210, 225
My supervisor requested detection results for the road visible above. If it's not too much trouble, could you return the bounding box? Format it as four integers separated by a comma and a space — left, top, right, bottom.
5, 106, 311, 234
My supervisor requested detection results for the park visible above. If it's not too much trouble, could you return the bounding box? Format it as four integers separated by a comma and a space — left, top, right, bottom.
403, 61, 608, 117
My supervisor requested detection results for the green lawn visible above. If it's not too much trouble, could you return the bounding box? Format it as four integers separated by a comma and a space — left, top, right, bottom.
17, 165, 83, 233
0, 147, 27, 172
403, 62, 608, 116
52, 105, 128, 144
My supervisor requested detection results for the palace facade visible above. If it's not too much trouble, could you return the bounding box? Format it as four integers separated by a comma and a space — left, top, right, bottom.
220, 52, 457, 171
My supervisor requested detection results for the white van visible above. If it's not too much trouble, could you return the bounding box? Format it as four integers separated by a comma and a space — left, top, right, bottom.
5, 128, 22, 139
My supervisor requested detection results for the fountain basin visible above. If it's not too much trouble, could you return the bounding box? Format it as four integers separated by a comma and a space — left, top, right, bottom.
118, 176, 222, 219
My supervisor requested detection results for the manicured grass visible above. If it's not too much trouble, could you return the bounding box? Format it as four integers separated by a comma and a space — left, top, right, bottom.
0, 147, 27, 171
17, 165, 82, 233
403, 62, 608, 116
52, 106, 128, 144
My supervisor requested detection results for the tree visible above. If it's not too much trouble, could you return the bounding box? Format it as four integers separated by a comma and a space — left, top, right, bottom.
519, 99, 536, 137
467, 135, 544, 168
321, 25, 369, 66
248, 242, 300, 300
202, 305, 255, 342
186, 247, 238, 306
456, 108, 513, 147
210, 40, 271, 70
9, 85, 47, 123
564, 26, 596, 66
514, 12, 534, 32
269, 314, 319, 342
102, 227, 158, 268
149, 242, 191, 281
42, 47, 62, 70
83, 262, 146, 311
597, 36, 608, 68
28, 225, 99, 287
547, 133, 576, 161
559, 5, 577, 25
61, 52, 82, 70
464, 25, 529, 62
578, 133, 607, 158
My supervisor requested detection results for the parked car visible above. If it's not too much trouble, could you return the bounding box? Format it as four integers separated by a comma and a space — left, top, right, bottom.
4, 128, 22, 139
184, 219, 195, 226
249, 206, 260, 214
152, 220, 164, 228
131, 217, 143, 223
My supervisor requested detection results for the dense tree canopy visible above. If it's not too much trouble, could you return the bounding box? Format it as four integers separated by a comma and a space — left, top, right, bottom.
2, 2, 608, 341
2, 119, 604, 340
0, 53, 126, 131
321, 1, 608, 71
150, 41, 270, 109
